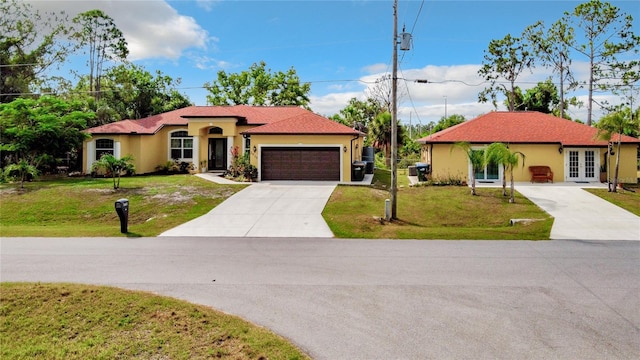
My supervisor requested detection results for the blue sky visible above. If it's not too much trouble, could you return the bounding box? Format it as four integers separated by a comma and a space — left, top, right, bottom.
31, 0, 639, 126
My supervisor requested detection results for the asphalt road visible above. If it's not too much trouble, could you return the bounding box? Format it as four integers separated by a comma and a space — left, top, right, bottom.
1, 237, 638, 359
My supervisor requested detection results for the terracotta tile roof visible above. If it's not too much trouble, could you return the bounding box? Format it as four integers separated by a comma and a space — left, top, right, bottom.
180, 105, 311, 125
242, 112, 362, 135
417, 111, 640, 146
86, 106, 193, 134
85, 105, 361, 136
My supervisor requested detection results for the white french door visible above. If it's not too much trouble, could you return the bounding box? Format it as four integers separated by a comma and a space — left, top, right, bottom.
469, 149, 502, 182
565, 148, 599, 182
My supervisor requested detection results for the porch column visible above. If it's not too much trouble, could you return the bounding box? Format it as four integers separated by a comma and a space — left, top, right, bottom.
86, 141, 95, 172
192, 137, 199, 171
227, 136, 234, 169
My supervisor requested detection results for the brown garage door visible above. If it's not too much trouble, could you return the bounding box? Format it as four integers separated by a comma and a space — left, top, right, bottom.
261, 147, 340, 181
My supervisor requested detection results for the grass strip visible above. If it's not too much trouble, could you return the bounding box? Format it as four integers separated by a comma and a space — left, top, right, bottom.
0, 282, 309, 360
585, 185, 640, 216
323, 185, 553, 240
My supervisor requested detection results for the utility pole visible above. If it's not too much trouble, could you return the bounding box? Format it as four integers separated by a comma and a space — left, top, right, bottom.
389, 0, 411, 220
444, 96, 447, 119
390, 0, 399, 219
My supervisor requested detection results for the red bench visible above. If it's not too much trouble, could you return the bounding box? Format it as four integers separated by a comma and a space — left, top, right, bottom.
529, 166, 553, 183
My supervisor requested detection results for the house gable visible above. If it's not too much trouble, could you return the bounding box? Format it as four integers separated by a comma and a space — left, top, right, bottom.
242, 112, 362, 135
418, 111, 639, 184
418, 111, 640, 146
82, 105, 366, 182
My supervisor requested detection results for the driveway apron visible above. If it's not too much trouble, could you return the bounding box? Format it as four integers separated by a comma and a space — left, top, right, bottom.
516, 185, 639, 241
159, 182, 336, 237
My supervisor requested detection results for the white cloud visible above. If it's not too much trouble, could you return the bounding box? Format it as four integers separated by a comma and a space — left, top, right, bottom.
362, 63, 389, 74
28, 0, 210, 61
310, 92, 365, 117
190, 54, 234, 71
195, 0, 220, 12
310, 60, 622, 124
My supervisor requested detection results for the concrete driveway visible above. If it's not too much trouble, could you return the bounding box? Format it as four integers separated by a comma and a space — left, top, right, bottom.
515, 183, 639, 241
163, 176, 639, 240
160, 181, 337, 237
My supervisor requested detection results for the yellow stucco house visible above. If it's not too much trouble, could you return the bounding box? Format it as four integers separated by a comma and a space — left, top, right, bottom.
83, 105, 365, 182
417, 111, 640, 184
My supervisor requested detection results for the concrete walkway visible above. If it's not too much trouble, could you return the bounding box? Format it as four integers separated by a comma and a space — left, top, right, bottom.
515, 183, 639, 241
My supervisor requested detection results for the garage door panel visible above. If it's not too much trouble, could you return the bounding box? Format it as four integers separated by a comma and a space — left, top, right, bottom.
262, 147, 340, 181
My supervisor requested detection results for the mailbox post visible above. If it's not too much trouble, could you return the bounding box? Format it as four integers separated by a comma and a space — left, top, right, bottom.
114, 198, 129, 233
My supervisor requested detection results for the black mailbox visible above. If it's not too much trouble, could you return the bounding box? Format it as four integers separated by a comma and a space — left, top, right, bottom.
114, 198, 129, 233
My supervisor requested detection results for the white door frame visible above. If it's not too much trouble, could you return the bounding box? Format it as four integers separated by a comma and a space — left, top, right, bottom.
468, 147, 503, 183
564, 148, 600, 182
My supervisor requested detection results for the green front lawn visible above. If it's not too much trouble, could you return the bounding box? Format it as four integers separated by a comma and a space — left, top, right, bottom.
0, 282, 309, 360
323, 185, 553, 240
1, 173, 554, 239
585, 184, 640, 216
0, 175, 246, 237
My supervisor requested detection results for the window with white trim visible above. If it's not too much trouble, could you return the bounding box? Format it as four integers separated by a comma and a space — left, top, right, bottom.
170, 131, 193, 160
95, 139, 114, 159
244, 135, 251, 155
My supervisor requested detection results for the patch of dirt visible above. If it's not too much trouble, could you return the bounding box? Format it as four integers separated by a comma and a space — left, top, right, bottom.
0, 187, 19, 195
150, 191, 196, 205
84, 188, 118, 194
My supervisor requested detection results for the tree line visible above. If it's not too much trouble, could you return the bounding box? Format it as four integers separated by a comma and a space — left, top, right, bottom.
478, 0, 639, 126
1, 0, 638, 184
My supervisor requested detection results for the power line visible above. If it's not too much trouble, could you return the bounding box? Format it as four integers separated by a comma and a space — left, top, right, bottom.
409, 0, 425, 34
0, 78, 385, 98
0, 63, 40, 67
399, 66, 423, 126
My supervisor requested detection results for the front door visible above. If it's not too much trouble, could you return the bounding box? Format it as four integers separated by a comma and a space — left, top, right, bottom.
208, 138, 227, 171
565, 148, 599, 182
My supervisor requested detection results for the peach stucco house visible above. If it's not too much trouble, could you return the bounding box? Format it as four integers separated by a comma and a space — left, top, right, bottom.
417, 111, 640, 184
83, 106, 365, 182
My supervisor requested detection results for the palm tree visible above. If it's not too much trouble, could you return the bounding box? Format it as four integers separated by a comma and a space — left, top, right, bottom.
91, 154, 135, 189
368, 111, 403, 167
452, 142, 485, 196
597, 108, 639, 192
3, 159, 39, 189
485, 142, 526, 203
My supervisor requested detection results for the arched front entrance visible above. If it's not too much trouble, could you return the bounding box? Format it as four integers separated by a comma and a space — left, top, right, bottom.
208, 138, 227, 171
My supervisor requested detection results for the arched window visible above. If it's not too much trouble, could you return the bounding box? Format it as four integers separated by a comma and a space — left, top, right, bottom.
170, 131, 193, 160
95, 139, 114, 159
208, 127, 223, 135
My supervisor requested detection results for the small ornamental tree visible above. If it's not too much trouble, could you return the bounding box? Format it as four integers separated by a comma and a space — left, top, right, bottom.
225, 146, 257, 181
485, 143, 526, 203
91, 154, 135, 189
3, 159, 39, 188
452, 142, 485, 196
597, 108, 639, 192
